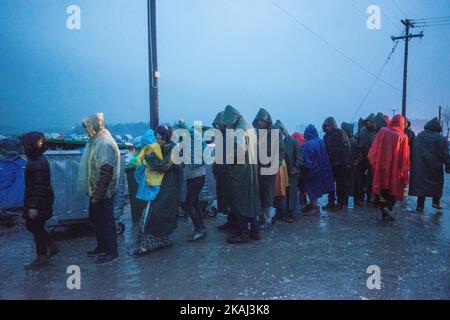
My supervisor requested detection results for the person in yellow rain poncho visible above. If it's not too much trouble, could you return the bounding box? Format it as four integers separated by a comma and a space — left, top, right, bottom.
77, 113, 121, 264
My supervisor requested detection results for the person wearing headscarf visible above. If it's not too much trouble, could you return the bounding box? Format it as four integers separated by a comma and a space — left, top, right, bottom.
133, 124, 182, 255
78, 113, 121, 264
222, 105, 261, 244
301, 125, 335, 214
368, 115, 410, 221
212, 111, 234, 233
274, 120, 303, 222
252, 108, 284, 229
322, 117, 352, 211
21, 131, 57, 269
409, 118, 450, 212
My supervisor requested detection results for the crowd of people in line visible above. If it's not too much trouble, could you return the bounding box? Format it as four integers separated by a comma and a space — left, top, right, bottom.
19, 106, 450, 268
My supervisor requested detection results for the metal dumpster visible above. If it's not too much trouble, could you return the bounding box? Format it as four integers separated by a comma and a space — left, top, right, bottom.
44, 150, 127, 234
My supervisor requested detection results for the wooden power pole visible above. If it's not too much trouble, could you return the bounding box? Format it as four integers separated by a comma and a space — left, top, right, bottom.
391, 19, 423, 118
148, 0, 159, 130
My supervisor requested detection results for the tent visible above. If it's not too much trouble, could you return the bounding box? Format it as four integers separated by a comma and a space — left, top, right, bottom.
0, 153, 26, 210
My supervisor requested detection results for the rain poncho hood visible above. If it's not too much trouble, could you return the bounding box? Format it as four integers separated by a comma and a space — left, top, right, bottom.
77, 113, 120, 198
212, 111, 225, 130
373, 112, 388, 130
304, 124, 319, 140
223, 105, 249, 130
363, 113, 376, 125
140, 129, 157, 148
424, 117, 442, 133
323, 117, 338, 131
252, 108, 273, 129
389, 114, 406, 133
341, 122, 354, 138
274, 120, 289, 137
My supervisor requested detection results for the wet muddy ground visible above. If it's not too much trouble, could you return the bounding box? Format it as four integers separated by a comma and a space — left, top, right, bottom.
1, 178, 450, 300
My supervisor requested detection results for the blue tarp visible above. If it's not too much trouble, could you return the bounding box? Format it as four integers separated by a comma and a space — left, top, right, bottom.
0, 157, 26, 209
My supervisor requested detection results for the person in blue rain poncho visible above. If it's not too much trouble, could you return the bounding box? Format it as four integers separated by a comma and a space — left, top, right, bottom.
301, 124, 335, 214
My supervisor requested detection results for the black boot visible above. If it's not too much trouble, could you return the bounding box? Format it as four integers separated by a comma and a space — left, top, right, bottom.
48, 240, 59, 258
227, 231, 251, 244
250, 226, 261, 241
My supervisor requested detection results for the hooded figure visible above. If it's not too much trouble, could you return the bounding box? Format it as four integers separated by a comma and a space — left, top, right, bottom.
21, 131, 57, 269
404, 118, 416, 153
373, 112, 388, 131
252, 108, 284, 228
322, 117, 352, 210
409, 118, 450, 211
354, 113, 377, 204
274, 120, 303, 221
341, 122, 363, 205
223, 105, 262, 244
301, 125, 335, 214
134, 125, 183, 255
78, 113, 121, 201
212, 111, 234, 231
78, 113, 121, 264
368, 115, 410, 220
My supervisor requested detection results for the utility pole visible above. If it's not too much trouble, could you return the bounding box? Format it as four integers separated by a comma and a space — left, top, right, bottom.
148, 0, 159, 130
391, 19, 423, 118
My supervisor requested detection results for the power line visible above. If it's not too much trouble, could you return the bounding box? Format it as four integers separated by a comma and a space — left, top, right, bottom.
412, 16, 450, 21
351, 41, 400, 121
413, 22, 450, 28
391, 0, 408, 18
268, 0, 431, 108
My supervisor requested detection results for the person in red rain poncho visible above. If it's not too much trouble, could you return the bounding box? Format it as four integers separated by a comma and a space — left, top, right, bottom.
368, 115, 410, 221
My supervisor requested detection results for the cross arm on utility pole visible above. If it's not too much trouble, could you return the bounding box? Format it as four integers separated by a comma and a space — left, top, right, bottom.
391, 31, 423, 41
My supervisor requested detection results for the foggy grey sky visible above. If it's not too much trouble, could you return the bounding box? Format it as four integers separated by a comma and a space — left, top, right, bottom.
1, 0, 449, 134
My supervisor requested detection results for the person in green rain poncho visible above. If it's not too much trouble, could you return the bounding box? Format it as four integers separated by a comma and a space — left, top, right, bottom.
409, 118, 450, 212
221, 105, 262, 244
212, 111, 235, 233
